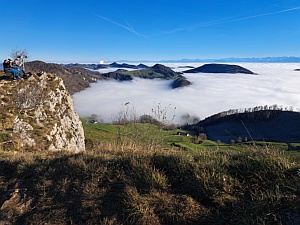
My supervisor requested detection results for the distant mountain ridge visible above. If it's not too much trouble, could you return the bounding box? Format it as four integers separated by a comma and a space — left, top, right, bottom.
64, 62, 149, 70
119, 56, 300, 63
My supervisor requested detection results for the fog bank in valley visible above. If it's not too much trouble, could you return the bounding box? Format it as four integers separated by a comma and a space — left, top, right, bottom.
73, 63, 300, 124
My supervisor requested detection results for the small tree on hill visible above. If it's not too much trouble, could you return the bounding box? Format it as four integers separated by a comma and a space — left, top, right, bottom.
10, 47, 28, 60
10, 47, 29, 70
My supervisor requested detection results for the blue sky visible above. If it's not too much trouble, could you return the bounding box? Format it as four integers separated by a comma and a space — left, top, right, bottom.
1, 0, 300, 63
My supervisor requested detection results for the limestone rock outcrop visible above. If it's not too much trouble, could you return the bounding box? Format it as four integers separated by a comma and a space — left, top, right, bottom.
0, 73, 85, 152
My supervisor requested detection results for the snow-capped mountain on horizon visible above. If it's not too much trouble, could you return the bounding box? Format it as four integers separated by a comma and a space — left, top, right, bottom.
117, 56, 300, 63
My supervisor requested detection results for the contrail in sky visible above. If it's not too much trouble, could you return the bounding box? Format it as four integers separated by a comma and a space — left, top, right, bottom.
155, 6, 300, 36
92, 13, 147, 38
210, 6, 300, 25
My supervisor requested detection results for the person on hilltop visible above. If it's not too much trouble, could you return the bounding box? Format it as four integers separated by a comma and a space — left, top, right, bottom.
12, 58, 26, 78
3, 59, 21, 80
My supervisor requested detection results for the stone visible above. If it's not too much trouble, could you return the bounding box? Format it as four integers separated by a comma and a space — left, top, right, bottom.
1, 73, 85, 152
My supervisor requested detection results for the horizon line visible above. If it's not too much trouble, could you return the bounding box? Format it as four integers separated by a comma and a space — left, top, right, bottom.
2, 56, 298, 65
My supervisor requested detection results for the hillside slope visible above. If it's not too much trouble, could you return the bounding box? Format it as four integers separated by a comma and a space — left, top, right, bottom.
103, 64, 181, 80
102, 64, 190, 88
25, 61, 103, 94
188, 110, 300, 143
184, 63, 256, 74
0, 143, 299, 224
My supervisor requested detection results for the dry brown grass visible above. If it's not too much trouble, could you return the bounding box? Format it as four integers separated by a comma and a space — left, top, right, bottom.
0, 144, 299, 224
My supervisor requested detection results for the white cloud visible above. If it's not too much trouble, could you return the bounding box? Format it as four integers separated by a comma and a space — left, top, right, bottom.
73, 63, 300, 124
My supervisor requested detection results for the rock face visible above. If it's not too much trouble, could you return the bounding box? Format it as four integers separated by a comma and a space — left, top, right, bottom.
184, 63, 256, 74
0, 73, 85, 152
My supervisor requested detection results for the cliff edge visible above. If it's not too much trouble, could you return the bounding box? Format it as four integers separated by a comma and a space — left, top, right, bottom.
0, 73, 85, 152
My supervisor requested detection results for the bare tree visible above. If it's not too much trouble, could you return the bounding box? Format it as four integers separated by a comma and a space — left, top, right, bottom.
10, 47, 29, 70
10, 47, 28, 60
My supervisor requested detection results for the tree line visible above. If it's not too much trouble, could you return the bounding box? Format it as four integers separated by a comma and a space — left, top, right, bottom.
184, 105, 299, 134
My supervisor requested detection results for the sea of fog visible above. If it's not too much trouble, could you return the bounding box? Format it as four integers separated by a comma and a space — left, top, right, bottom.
73, 63, 300, 124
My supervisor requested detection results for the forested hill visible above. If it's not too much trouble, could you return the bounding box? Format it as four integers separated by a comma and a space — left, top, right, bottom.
101, 64, 190, 88
184, 63, 256, 74
102, 64, 182, 80
186, 107, 300, 143
197, 107, 296, 126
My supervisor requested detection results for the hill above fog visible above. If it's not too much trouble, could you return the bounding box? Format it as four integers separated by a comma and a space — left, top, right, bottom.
65, 62, 149, 70
187, 109, 300, 143
102, 64, 181, 80
26, 61, 103, 94
170, 76, 191, 89
102, 64, 190, 88
184, 63, 256, 74
26, 61, 190, 91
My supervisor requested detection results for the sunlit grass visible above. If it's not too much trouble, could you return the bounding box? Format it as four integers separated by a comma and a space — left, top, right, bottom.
1, 144, 299, 224
1, 117, 299, 224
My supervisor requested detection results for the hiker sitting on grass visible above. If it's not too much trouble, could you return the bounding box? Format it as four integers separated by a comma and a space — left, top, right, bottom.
3, 59, 21, 80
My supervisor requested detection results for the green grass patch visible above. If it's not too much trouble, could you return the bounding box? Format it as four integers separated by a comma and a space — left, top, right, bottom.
81, 118, 117, 143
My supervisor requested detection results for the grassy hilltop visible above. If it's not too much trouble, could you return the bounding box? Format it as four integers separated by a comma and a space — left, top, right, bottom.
1, 115, 300, 224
